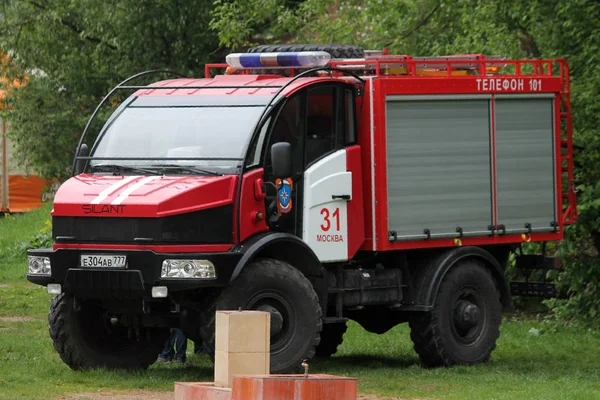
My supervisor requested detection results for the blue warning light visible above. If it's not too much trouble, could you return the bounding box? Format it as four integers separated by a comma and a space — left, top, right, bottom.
226, 51, 331, 70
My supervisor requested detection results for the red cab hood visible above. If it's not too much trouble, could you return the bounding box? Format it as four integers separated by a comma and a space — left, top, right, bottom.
52, 174, 238, 217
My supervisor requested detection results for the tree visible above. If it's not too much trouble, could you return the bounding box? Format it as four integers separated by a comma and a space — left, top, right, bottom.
0, 0, 220, 179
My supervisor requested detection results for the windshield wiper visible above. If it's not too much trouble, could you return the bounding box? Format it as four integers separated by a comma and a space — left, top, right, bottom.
90, 164, 162, 175
152, 164, 223, 176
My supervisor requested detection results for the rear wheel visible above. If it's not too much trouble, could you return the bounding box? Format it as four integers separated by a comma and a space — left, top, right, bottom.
199, 258, 322, 374
49, 294, 168, 370
315, 321, 347, 358
409, 261, 502, 367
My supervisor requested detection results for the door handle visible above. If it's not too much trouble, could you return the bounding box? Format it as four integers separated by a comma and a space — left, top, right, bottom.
332, 194, 351, 200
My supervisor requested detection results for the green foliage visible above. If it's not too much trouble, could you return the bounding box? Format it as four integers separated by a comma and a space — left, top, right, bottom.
0, 204, 52, 281
0, 0, 220, 180
545, 189, 600, 328
210, 0, 284, 49
10, 218, 53, 259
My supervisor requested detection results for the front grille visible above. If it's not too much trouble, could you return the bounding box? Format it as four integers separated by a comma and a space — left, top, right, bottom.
53, 205, 233, 244
64, 269, 145, 299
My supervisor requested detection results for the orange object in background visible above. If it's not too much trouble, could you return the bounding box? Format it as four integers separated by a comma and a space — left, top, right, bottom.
4, 175, 49, 212
0, 121, 52, 213
0, 52, 47, 214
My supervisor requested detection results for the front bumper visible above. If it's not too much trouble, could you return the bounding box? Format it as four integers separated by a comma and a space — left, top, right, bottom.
27, 248, 242, 298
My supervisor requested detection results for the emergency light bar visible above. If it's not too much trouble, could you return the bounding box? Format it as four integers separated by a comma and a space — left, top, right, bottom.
226, 51, 331, 69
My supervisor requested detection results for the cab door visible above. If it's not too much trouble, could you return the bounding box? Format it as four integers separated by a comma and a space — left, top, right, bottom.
301, 85, 363, 263
303, 150, 352, 262
259, 84, 363, 262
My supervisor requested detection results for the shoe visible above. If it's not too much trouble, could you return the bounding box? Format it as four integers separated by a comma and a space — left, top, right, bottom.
175, 358, 186, 364
156, 355, 173, 363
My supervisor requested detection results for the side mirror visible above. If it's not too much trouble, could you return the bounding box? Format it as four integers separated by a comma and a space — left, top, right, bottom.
271, 142, 292, 179
74, 144, 89, 175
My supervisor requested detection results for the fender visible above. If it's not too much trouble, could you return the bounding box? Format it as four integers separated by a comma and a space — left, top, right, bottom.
231, 232, 324, 282
406, 246, 512, 311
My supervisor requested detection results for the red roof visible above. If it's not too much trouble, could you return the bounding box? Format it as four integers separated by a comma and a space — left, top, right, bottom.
134, 75, 343, 98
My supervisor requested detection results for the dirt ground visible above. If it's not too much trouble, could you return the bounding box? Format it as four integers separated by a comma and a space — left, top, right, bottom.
0, 316, 38, 322
61, 391, 174, 400
60, 391, 429, 400
359, 395, 432, 400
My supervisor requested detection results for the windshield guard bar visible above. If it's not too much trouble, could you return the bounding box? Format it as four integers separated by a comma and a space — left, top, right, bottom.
243, 65, 366, 168
71, 73, 289, 175
72, 70, 190, 176
118, 85, 283, 90
72, 68, 365, 176
76, 156, 243, 161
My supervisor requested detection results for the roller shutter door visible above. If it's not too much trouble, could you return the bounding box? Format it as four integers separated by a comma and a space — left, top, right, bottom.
386, 97, 492, 239
495, 96, 556, 233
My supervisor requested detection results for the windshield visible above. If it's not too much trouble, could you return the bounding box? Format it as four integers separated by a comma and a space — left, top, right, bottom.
90, 105, 265, 174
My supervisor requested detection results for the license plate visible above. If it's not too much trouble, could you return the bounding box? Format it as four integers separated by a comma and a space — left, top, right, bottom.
80, 254, 127, 268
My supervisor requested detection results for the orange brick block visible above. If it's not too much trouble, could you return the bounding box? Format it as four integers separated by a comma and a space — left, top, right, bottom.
174, 382, 232, 400
231, 374, 357, 400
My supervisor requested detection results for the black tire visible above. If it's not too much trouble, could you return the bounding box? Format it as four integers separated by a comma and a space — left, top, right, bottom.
315, 322, 347, 358
409, 261, 502, 367
247, 44, 365, 59
199, 258, 322, 374
49, 294, 169, 370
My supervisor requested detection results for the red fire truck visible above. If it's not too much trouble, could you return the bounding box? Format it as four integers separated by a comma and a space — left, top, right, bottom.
27, 44, 576, 373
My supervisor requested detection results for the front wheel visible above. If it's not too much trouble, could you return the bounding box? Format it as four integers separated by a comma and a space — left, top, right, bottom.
49, 294, 168, 370
409, 261, 502, 367
200, 258, 323, 374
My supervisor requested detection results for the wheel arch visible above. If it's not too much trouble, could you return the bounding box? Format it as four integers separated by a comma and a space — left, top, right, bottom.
232, 232, 324, 282
410, 246, 512, 311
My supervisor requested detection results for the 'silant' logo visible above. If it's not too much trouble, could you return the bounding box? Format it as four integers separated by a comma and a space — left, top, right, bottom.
81, 204, 125, 214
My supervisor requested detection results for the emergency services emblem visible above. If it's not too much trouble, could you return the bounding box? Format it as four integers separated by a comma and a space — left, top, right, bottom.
276, 178, 293, 215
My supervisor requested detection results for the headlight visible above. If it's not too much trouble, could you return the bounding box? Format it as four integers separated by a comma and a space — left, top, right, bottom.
28, 256, 52, 276
161, 259, 216, 279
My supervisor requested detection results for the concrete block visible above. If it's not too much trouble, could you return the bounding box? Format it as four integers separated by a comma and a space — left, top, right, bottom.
215, 310, 270, 353
174, 382, 232, 400
214, 350, 270, 388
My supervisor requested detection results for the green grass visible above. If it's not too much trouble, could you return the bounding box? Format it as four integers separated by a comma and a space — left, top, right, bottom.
1, 318, 599, 400
325, 319, 600, 399
1, 206, 600, 399
0, 204, 53, 282
0, 205, 54, 319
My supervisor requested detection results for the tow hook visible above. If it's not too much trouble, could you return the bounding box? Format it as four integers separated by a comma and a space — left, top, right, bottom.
142, 299, 150, 314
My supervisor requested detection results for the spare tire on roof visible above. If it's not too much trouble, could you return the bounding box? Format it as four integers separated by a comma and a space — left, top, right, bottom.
247, 44, 365, 59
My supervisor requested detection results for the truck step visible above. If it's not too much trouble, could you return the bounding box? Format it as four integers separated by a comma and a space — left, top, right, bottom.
322, 317, 348, 324
515, 255, 561, 270
510, 281, 557, 298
